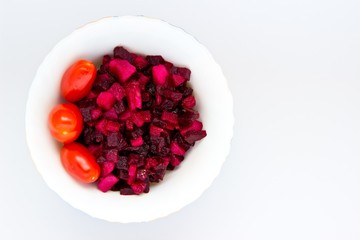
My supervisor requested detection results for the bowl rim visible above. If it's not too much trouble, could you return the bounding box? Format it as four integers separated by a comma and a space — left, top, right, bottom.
25, 15, 235, 223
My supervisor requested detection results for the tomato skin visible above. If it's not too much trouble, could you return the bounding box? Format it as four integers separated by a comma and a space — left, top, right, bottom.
48, 103, 83, 143
61, 60, 97, 102
60, 143, 100, 183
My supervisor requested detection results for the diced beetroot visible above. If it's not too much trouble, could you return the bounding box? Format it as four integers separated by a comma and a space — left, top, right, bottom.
160, 157, 170, 168
114, 100, 126, 114
183, 130, 207, 144
180, 120, 203, 136
178, 110, 200, 127
96, 92, 116, 110
138, 74, 150, 86
96, 156, 106, 164
155, 93, 163, 105
182, 95, 196, 109
103, 55, 111, 64
101, 161, 115, 176
125, 119, 134, 131
105, 148, 118, 162
171, 66, 191, 80
131, 136, 143, 147
162, 89, 183, 102
119, 110, 132, 121
106, 132, 123, 148
131, 182, 147, 195
133, 55, 148, 69
145, 157, 158, 170
93, 73, 115, 91
114, 46, 134, 63
95, 118, 108, 135
125, 82, 142, 110
132, 110, 151, 127
128, 154, 142, 165
164, 61, 174, 71
91, 108, 102, 120
140, 110, 151, 122
97, 174, 119, 192
86, 91, 99, 99
152, 65, 169, 86
136, 169, 148, 181
149, 124, 165, 137
105, 121, 120, 132
171, 74, 186, 87
132, 113, 144, 127
170, 155, 182, 167
127, 164, 137, 185
161, 111, 178, 125
170, 141, 186, 156
164, 122, 176, 130
79, 106, 93, 123
107, 82, 125, 101
142, 92, 151, 102
116, 156, 128, 170
120, 187, 135, 195
109, 59, 136, 83
103, 108, 118, 120
146, 55, 164, 66
88, 144, 103, 158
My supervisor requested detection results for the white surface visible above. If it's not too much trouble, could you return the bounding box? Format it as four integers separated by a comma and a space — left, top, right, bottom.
1, 0, 360, 239
26, 16, 233, 223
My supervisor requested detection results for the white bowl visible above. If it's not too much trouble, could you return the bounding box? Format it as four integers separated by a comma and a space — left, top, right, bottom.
26, 16, 234, 223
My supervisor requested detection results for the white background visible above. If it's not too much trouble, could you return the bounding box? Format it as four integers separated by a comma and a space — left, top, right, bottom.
1, 0, 360, 239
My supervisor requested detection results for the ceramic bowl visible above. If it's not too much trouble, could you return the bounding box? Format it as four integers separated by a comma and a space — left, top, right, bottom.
26, 16, 234, 223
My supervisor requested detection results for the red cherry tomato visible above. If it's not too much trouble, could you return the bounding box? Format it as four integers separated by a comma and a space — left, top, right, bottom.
60, 143, 100, 183
48, 103, 83, 143
61, 60, 97, 102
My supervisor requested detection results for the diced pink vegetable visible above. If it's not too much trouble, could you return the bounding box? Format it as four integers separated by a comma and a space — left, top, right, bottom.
95, 118, 108, 135
104, 108, 118, 120
91, 108, 102, 120
170, 155, 182, 167
119, 110, 132, 121
125, 119, 134, 131
108, 59, 136, 83
152, 64, 169, 85
105, 121, 121, 132
114, 46, 134, 62
182, 95, 196, 109
171, 74, 186, 87
180, 120, 203, 136
97, 174, 119, 192
183, 130, 207, 144
138, 74, 150, 86
161, 111, 178, 125
107, 82, 125, 101
131, 182, 147, 195
133, 55, 148, 69
101, 161, 115, 176
96, 92, 116, 110
170, 141, 186, 156
155, 93, 162, 105
145, 158, 158, 170
105, 149, 118, 162
125, 82, 142, 110
130, 136, 143, 147
149, 124, 165, 136
127, 164, 137, 185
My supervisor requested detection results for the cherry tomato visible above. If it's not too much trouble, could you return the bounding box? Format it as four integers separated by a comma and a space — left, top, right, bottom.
61, 60, 97, 102
60, 143, 100, 183
48, 103, 83, 143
